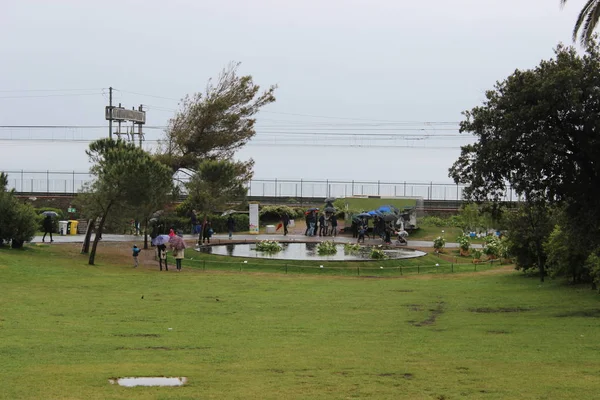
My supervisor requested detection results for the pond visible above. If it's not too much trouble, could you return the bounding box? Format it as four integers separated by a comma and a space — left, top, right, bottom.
195, 242, 426, 261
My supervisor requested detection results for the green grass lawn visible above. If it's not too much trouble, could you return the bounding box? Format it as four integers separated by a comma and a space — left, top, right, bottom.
1, 244, 599, 399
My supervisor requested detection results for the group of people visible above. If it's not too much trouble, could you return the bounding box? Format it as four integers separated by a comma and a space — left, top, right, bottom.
191, 210, 236, 242
353, 216, 408, 245
133, 228, 187, 272
304, 211, 338, 237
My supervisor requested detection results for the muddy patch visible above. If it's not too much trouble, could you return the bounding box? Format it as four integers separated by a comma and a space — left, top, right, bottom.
469, 307, 532, 313
404, 304, 423, 311
392, 289, 414, 293
412, 302, 445, 326
113, 333, 161, 337
487, 330, 510, 334
116, 346, 209, 351
555, 309, 600, 318
109, 377, 187, 387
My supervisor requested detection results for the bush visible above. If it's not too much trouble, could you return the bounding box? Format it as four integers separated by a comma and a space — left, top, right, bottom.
483, 236, 503, 259
259, 205, 303, 221
472, 249, 483, 261
0, 192, 38, 248
255, 240, 282, 252
421, 216, 446, 227
370, 246, 387, 259
317, 241, 337, 255
344, 243, 361, 254
433, 236, 446, 252
456, 235, 471, 252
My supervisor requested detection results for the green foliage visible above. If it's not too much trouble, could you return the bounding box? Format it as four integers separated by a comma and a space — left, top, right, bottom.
544, 224, 590, 283
370, 246, 387, 259
472, 249, 483, 260
34, 208, 65, 233
0, 174, 38, 248
561, 1, 600, 45
82, 139, 174, 263
156, 62, 277, 171
584, 252, 600, 291
504, 203, 554, 279
456, 235, 471, 251
317, 241, 337, 255
255, 240, 282, 253
259, 205, 303, 221
421, 216, 446, 227
344, 243, 361, 254
483, 236, 504, 259
433, 236, 446, 252
184, 159, 251, 215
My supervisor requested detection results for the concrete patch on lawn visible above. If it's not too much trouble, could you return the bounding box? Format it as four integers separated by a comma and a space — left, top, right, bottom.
109, 377, 187, 387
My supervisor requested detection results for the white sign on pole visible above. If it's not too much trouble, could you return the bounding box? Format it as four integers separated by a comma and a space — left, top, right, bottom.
249, 203, 259, 234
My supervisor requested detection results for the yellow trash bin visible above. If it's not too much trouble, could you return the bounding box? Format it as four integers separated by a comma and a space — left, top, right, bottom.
69, 220, 79, 235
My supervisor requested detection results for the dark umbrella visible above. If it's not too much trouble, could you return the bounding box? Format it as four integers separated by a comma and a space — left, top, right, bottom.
324, 206, 336, 213
168, 235, 186, 251
307, 208, 319, 212
42, 211, 58, 217
381, 213, 398, 222
355, 212, 372, 218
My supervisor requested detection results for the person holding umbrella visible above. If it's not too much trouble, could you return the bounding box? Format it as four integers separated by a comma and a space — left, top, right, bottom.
42, 213, 54, 243
168, 234, 186, 272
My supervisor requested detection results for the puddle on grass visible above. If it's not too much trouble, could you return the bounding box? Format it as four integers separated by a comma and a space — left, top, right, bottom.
109, 377, 187, 387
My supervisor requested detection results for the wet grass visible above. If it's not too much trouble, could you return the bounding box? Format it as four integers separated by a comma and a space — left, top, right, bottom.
1, 244, 600, 399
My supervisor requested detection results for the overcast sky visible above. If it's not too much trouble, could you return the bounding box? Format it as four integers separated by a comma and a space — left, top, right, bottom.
0, 0, 584, 186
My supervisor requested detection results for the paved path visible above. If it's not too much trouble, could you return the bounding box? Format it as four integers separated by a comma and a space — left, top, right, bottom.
31, 233, 482, 249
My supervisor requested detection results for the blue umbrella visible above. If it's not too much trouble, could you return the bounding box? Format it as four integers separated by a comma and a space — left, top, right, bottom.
368, 210, 384, 217
378, 206, 392, 213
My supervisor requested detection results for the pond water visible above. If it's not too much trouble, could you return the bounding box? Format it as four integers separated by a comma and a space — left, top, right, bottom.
109, 377, 187, 387
195, 242, 426, 261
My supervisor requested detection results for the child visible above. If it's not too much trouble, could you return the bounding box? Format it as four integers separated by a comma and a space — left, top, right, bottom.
132, 245, 141, 268
357, 225, 366, 243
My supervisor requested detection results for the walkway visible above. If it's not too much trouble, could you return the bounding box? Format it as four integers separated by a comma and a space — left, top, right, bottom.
30, 233, 481, 249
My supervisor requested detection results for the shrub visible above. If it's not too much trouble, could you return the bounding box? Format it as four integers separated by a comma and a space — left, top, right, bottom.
370, 246, 387, 259
317, 241, 337, 255
0, 192, 38, 248
483, 236, 503, 259
344, 243, 361, 254
259, 205, 303, 221
433, 236, 446, 252
472, 249, 483, 261
255, 240, 282, 252
421, 216, 446, 227
456, 235, 471, 252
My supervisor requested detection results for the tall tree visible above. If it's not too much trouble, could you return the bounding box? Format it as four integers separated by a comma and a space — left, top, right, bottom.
561, 0, 600, 45
183, 159, 251, 217
449, 42, 600, 282
82, 139, 173, 265
157, 62, 277, 173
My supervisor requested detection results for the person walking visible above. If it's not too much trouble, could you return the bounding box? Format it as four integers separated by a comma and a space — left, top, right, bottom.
132, 245, 141, 268
331, 214, 338, 237
157, 244, 168, 271
226, 215, 235, 239
42, 215, 54, 243
202, 221, 213, 244
172, 244, 185, 272
190, 210, 198, 235
282, 213, 290, 236
318, 214, 325, 236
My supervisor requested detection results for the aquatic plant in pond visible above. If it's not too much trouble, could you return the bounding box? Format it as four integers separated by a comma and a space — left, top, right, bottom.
255, 240, 282, 253
317, 241, 337, 255
344, 243, 361, 254
370, 246, 387, 260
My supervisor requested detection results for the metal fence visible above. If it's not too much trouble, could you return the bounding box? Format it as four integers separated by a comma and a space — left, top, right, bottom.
2, 170, 520, 201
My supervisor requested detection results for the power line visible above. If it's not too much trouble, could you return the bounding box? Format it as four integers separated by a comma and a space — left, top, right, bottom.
0, 92, 104, 99
114, 89, 180, 101
0, 88, 104, 93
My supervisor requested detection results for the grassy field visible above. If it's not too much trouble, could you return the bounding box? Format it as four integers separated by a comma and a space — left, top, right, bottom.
1, 243, 599, 399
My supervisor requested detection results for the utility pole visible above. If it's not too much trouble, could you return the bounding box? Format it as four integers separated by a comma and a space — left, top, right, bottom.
108, 87, 113, 140
138, 104, 143, 148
